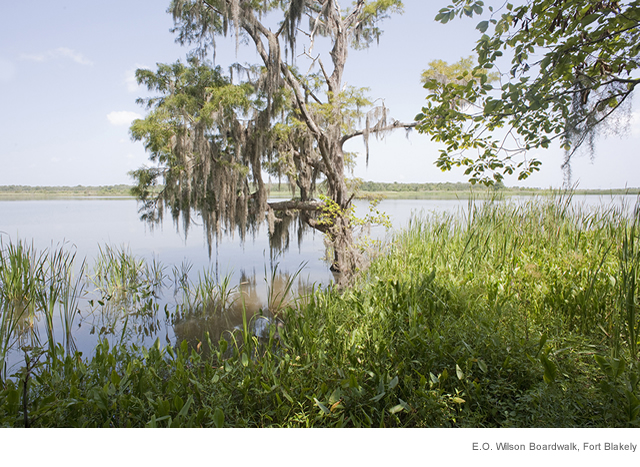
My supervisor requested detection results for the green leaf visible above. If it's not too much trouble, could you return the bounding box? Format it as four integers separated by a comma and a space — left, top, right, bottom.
540, 354, 557, 384
476, 20, 489, 33
177, 395, 193, 418
213, 407, 225, 428
314, 398, 331, 415
581, 14, 599, 27
110, 370, 121, 387
477, 359, 488, 373
456, 364, 465, 380
281, 388, 294, 403
389, 375, 399, 389
595, 355, 626, 380
173, 395, 184, 412
537, 332, 548, 357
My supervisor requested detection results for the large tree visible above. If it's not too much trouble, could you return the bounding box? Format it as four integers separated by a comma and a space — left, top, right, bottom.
130, 0, 413, 277
416, 0, 640, 185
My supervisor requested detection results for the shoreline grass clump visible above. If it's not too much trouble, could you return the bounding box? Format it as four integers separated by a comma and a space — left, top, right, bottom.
1, 194, 640, 427
0, 239, 85, 378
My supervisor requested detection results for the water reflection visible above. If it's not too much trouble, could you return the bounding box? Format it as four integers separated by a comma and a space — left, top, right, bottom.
172, 270, 304, 349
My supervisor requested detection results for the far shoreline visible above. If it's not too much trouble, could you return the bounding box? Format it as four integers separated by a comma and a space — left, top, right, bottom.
1, 183, 639, 200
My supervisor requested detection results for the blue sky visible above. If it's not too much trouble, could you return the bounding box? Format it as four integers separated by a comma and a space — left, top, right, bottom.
1, 1, 638, 189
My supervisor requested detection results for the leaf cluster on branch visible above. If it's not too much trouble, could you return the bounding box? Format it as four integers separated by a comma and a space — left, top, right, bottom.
416, 0, 640, 185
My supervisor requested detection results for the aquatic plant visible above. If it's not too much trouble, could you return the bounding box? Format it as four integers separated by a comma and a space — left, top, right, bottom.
0, 240, 85, 377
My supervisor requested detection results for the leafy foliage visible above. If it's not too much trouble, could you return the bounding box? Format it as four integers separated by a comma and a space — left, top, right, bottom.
416, 0, 640, 185
130, 58, 270, 242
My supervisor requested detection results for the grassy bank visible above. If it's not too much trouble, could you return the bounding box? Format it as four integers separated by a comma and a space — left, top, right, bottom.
0, 185, 134, 199
1, 195, 640, 427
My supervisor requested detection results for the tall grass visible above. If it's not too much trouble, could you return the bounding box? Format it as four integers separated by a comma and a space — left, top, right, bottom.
0, 239, 85, 377
373, 194, 637, 344
617, 202, 640, 358
87, 245, 166, 345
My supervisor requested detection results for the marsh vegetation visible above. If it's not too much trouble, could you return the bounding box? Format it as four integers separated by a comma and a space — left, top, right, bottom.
1, 194, 640, 427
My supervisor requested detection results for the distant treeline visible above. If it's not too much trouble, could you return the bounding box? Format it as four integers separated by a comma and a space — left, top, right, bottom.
1, 183, 637, 198
358, 181, 500, 192
0, 185, 134, 197
265, 181, 495, 194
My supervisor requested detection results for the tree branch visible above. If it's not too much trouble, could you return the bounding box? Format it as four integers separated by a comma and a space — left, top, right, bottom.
267, 199, 323, 211
341, 120, 418, 144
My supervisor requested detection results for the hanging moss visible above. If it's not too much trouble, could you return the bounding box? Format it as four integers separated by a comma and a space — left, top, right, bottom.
131, 1, 414, 276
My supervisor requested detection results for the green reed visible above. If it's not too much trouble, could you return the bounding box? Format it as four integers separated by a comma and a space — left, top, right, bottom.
0, 240, 85, 377
88, 245, 166, 341
174, 265, 237, 317
91, 244, 164, 300
264, 262, 305, 316
617, 202, 640, 359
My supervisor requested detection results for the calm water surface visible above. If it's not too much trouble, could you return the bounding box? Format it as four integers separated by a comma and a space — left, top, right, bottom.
1, 193, 637, 369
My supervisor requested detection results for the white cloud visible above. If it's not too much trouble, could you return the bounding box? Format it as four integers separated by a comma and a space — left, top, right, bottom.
55, 47, 93, 65
21, 47, 93, 65
107, 110, 142, 126
0, 58, 15, 82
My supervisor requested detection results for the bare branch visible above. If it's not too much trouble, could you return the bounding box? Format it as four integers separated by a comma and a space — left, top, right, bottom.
268, 199, 323, 211
341, 120, 418, 145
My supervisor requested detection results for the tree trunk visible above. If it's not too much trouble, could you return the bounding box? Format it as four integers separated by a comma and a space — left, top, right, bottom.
239, 0, 362, 278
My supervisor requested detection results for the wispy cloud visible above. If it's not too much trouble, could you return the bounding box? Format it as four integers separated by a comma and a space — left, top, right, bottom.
107, 110, 142, 126
21, 47, 93, 65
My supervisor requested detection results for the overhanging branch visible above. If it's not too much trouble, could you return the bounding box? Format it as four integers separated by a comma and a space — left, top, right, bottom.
341, 120, 418, 145
267, 199, 323, 211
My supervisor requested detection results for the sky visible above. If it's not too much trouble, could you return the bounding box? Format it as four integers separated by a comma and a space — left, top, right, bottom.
1, 1, 639, 190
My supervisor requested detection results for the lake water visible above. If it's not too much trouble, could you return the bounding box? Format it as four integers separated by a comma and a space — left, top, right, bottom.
1, 193, 638, 370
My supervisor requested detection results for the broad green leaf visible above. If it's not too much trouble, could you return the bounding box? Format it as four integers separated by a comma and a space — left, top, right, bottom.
389, 375, 399, 389
213, 407, 225, 428
581, 14, 599, 26
476, 21, 489, 33
177, 395, 193, 418
540, 354, 557, 384
173, 395, 184, 412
